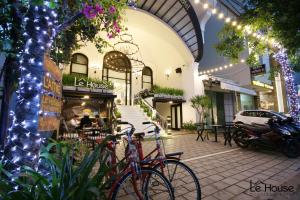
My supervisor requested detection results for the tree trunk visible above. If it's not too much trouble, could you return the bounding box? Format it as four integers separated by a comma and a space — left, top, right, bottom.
274, 49, 299, 118
0, 58, 18, 147
3, 5, 56, 173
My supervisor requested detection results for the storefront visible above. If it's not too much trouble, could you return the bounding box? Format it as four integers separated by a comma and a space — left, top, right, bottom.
61, 76, 116, 134
202, 75, 257, 124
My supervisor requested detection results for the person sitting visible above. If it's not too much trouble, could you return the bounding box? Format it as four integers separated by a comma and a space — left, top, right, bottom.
94, 114, 105, 128
80, 113, 92, 128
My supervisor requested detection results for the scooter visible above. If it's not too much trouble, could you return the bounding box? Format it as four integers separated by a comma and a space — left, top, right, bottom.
233, 117, 300, 158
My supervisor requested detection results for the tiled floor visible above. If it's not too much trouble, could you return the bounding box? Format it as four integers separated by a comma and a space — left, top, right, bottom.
115, 132, 300, 200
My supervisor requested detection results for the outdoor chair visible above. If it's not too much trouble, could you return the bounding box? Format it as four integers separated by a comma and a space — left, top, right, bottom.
195, 123, 211, 141
223, 122, 235, 146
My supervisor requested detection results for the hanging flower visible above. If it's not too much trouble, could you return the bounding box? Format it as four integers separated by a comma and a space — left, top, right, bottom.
82, 4, 97, 19
95, 4, 104, 14
107, 33, 114, 39
109, 6, 116, 14
113, 21, 121, 33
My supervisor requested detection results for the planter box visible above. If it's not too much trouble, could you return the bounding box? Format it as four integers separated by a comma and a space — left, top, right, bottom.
77, 87, 90, 92
63, 86, 76, 91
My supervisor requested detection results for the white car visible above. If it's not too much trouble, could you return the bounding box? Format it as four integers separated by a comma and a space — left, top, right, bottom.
233, 110, 288, 125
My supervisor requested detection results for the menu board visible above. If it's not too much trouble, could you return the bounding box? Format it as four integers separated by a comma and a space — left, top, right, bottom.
38, 55, 62, 132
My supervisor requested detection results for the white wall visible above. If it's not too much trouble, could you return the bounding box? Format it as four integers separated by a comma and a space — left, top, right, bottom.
62, 8, 204, 122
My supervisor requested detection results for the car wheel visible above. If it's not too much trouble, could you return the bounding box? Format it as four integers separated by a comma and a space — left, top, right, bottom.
234, 130, 249, 148
283, 140, 299, 158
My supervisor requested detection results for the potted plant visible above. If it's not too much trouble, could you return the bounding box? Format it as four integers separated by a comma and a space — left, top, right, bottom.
190, 95, 211, 125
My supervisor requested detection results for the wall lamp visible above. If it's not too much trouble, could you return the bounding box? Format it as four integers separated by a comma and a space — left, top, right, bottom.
165, 69, 171, 79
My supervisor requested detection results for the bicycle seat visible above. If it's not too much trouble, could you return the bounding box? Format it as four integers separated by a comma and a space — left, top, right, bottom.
165, 152, 183, 157
134, 132, 145, 139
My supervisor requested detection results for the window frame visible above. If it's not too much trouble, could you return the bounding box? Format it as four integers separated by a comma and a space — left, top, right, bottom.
70, 53, 89, 77
142, 66, 153, 90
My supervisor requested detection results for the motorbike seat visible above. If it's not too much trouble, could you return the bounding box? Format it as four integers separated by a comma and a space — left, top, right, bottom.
239, 124, 271, 133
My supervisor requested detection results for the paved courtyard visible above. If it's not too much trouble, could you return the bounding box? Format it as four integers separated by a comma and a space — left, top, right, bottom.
124, 132, 300, 200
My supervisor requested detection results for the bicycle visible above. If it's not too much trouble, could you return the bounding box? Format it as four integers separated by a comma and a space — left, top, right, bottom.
124, 121, 201, 200
104, 121, 175, 200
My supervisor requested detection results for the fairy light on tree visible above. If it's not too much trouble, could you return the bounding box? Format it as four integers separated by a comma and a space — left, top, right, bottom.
0, 0, 127, 176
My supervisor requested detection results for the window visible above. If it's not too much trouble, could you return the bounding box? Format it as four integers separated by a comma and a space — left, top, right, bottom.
70, 53, 88, 76
142, 67, 153, 90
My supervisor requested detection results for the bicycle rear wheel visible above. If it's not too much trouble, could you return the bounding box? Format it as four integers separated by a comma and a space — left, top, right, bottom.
154, 159, 201, 200
111, 168, 174, 200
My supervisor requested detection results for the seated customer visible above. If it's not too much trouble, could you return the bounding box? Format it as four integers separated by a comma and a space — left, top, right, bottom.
80, 113, 92, 128
94, 114, 105, 128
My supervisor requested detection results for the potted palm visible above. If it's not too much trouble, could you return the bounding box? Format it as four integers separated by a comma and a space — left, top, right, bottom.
190, 95, 211, 125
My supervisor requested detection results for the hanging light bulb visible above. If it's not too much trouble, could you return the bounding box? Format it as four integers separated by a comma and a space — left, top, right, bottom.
218, 13, 224, 19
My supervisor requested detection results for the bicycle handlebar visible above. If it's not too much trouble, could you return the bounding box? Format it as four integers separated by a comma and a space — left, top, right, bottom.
142, 121, 151, 124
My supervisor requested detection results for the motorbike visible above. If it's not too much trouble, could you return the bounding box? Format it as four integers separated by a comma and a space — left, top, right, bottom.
233, 117, 300, 158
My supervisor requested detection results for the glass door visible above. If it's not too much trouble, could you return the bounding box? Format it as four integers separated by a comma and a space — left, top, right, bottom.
171, 104, 182, 130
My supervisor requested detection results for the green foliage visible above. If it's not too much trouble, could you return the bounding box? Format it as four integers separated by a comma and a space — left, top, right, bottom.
152, 85, 184, 96
182, 121, 196, 131
137, 100, 153, 117
215, 25, 245, 63
114, 108, 121, 118
190, 95, 211, 123
62, 73, 114, 90
0, 0, 126, 62
215, 0, 300, 71
0, 138, 115, 200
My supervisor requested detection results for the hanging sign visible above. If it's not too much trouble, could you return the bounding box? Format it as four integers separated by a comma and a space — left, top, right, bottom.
250, 64, 266, 76
39, 56, 62, 132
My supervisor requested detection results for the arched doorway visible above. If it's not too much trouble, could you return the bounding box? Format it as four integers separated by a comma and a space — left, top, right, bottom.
102, 51, 132, 105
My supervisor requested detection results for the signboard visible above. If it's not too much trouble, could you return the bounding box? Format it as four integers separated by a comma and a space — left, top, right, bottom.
38, 56, 62, 132
74, 77, 110, 89
252, 80, 274, 90
40, 95, 61, 113
250, 64, 266, 76
38, 116, 60, 132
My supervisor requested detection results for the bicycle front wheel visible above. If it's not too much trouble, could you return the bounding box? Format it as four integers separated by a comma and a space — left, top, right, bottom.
154, 159, 201, 200
111, 168, 174, 200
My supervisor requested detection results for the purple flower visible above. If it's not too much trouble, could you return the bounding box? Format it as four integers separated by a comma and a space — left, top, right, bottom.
107, 33, 113, 39
95, 4, 104, 14
109, 6, 116, 14
82, 4, 97, 19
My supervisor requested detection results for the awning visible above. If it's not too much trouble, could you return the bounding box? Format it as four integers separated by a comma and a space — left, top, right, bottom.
221, 82, 257, 96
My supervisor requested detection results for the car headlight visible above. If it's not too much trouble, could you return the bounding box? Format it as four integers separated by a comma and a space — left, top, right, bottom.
282, 130, 291, 135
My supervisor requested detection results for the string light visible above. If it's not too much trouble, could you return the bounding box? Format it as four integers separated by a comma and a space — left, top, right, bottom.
1, 2, 59, 177
199, 59, 245, 75
195, 1, 299, 117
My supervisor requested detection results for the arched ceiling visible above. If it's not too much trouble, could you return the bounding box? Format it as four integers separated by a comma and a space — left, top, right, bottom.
137, 0, 203, 62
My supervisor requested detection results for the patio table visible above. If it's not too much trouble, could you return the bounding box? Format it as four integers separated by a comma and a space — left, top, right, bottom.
210, 124, 223, 142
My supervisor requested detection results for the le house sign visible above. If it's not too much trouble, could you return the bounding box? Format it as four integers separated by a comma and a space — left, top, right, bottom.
74, 77, 110, 89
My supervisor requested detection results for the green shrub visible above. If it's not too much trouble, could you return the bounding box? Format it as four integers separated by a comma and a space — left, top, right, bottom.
152, 85, 183, 96
0, 138, 114, 200
182, 121, 196, 130
62, 73, 114, 90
